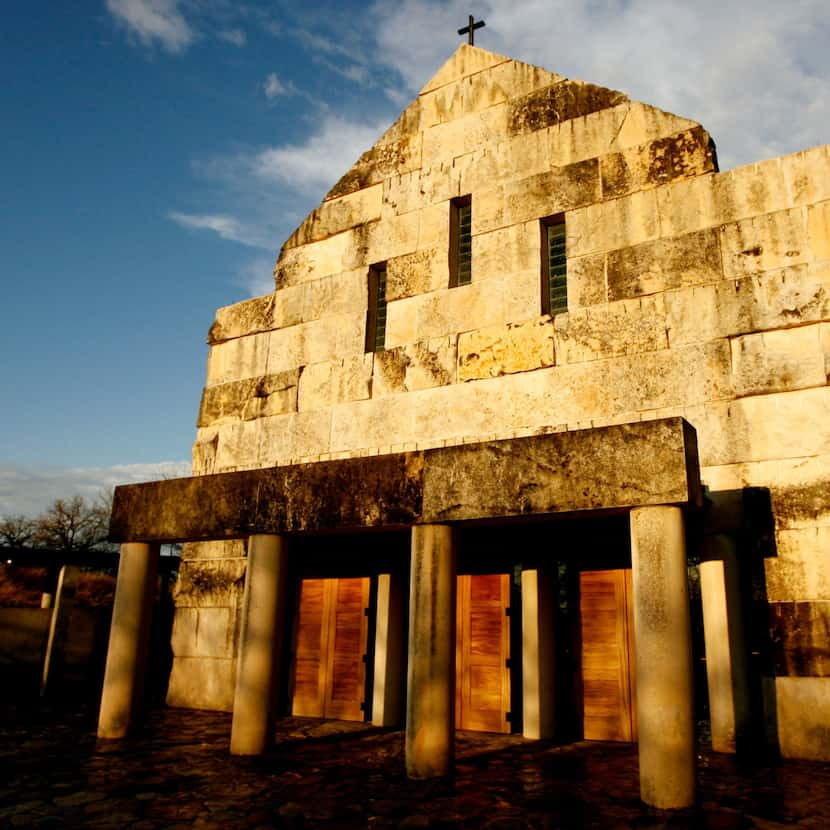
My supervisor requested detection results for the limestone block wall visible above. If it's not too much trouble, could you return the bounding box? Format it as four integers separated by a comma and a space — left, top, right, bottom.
166, 541, 246, 712
169, 46, 830, 758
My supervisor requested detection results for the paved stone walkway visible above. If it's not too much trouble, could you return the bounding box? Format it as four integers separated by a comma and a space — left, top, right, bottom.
1, 702, 829, 829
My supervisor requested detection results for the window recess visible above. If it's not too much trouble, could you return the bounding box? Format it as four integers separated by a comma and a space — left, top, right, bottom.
449, 196, 472, 287
365, 264, 388, 352
541, 217, 567, 316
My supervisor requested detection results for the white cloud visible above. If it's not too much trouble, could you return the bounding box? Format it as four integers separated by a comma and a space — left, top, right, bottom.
237, 257, 276, 297
254, 114, 386, 195
0, 461, 191, 518
263, 72, 299, 99
372, 0, 830, 170
168, 210, 273, 249
106, 0, 195, 54
218, 27, 246, 47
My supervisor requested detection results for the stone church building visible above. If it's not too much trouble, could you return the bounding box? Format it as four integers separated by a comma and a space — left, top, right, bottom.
98, 46, 829, 808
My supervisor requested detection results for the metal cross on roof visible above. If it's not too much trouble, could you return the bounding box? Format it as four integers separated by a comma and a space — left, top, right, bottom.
458, 14, 485, 45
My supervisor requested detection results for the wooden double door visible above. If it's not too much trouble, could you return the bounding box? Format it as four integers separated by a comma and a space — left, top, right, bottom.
580, 569, 638, 742
291, 577, 370, 721
290, 573, 512, 732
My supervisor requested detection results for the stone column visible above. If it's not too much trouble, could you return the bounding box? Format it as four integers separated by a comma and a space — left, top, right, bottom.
98, 543, 160, 739
40, 565, 80, 696
230, 534, 289, 756
372, 571, 406, 727
700, 535, 750, 754
521, 567, 556, 739
630, 506, 695, 809
406, 524, 456, 778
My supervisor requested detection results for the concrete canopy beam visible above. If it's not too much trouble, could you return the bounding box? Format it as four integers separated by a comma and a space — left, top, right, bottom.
109, 418, 701, 544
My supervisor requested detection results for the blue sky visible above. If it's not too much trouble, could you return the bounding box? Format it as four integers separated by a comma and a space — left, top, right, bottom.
1, 1, 828, 516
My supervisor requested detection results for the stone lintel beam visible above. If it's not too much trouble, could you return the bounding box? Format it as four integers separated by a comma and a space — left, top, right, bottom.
110, 418, 701, 544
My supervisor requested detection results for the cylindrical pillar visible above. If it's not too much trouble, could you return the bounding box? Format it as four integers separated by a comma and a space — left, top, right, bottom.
405, 524, 456, 778
372, 571, 406, 727
700, 535, 750, 754
630, 506, 695, 809
521, 567, 556, 739
230, 534, 289, 756
98, 543, 160, 739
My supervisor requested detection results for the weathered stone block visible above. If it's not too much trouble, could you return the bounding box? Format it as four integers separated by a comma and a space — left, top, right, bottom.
771, 453, 830, 530
554, 295, 668, 364
301, 269, 368, 322
568, 188, 660, 258
566, 253, 607, 309
548, 103, 628, 167
205, 332, 270, 387
770, 601, 830, 677
386, 248, 446, 301
198, 370, 299, 427
166, 656, 235, 712
422, 104, 510, 168
173, 558, 246, 607
214, 419, 261, 471
692, 388, 830, 467
326, 132, 422, 200
297, 354, 373, 411
665, 262, 830, 347
508, 79, 628, 135
775, 676, 830, 761
357, 210, 420, 268
330, 396, 413, 453
258, 409, 333, 465
475, 160, 600, 235
209, 294, 274, 345
731, 326, 826, 397
781, 146, 830, 209
179, 539, 246, 562
460, 129, 551, 194
192, 428, 218, 475
373, 337, 457, 396
600, 126, 716, 200
458, 318, 554, 380
612, 102, 699, 152
170, 607, 234, 659
420, 44, 510, 94
414, 280, 508, 341
721, 208, 810, 279
275, 230, 354, 288
419, 55, 563, 128
606, 228, 722, 301
503, 269, 545, 323
283, 184, 383, 249
807, 200, 830, 262
766, 527, 830, 602
472, 221, 540, 281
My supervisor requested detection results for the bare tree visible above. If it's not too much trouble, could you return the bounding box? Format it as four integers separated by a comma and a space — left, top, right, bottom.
0, 514, 38, 548
34, 494, 115, 553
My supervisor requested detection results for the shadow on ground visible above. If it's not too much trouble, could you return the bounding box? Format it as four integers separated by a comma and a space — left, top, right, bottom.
1, 702, 828, 829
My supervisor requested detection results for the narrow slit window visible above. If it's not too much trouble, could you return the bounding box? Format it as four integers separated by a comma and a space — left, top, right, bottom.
542, 218, 567, 315
365, 264, 387, 352
450, 196, 472, 286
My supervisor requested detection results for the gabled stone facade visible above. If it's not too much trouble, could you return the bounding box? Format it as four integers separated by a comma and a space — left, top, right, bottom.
166, 45, 830, 763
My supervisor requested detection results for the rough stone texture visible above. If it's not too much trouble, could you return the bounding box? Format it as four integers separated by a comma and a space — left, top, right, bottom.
775, 676, 830, 761
297, 354, 373, 411
553, 295, 668, 364
198, 370, 299, 427
606, 228, 722, 301
209, 294, 274, 345
769, 601, 830, 677
373, 337, 457, 396
730, 326, 826, 397
458, 318, 554, 380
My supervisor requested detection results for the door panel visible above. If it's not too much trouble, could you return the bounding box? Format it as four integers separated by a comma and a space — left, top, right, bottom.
456, 573, 511, 733
291, 577, 369, 721
580, 569, 637, 742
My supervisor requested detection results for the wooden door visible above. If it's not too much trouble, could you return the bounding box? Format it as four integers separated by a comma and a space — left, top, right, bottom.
580, 569, 637, 742
291, 577, 370, 721
456, 573, 511, 733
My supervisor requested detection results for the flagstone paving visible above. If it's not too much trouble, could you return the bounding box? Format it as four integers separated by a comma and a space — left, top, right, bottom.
1, 701, 829, 829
